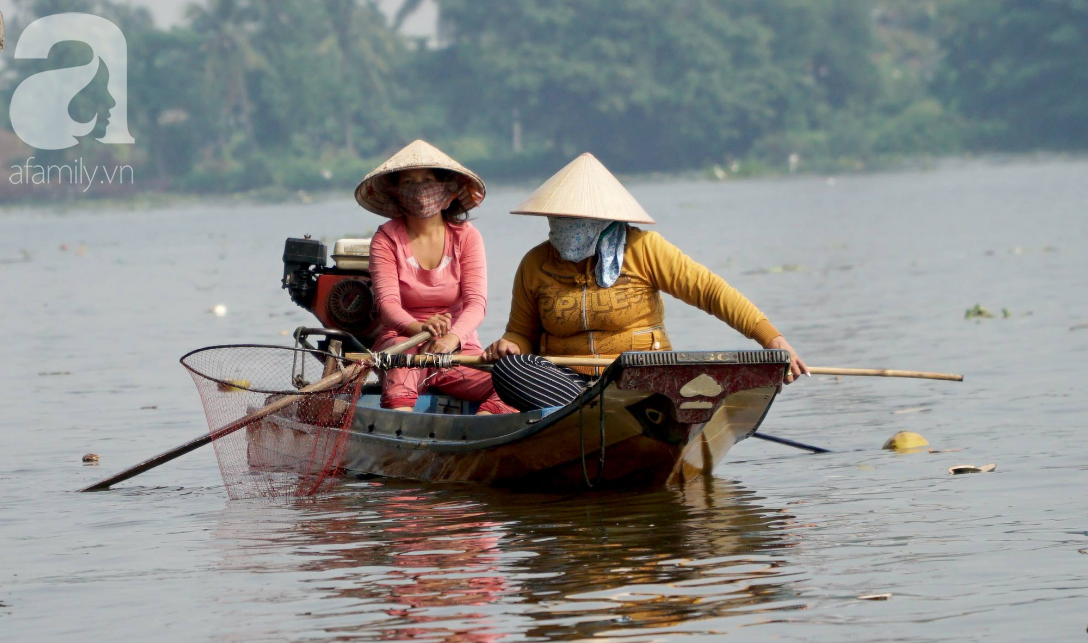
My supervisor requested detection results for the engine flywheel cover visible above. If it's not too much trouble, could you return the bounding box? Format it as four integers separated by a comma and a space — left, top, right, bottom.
327, 279, 375, 328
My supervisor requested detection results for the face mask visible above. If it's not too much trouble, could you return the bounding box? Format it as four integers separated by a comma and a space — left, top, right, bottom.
548, 217, 613, 262
393, 182, 459, 219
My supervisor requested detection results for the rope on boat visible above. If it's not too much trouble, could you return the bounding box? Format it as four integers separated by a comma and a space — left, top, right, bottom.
369, 352, 457, 371
577, 382, 607, 488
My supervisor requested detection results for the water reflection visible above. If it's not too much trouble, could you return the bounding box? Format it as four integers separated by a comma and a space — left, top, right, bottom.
214, 478, 806, 641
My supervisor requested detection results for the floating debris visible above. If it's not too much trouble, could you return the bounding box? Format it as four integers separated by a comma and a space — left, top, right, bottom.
1071, 322, 1088, 332
966, 305, 1028, 319
891, 407, 931, 415
949, 463, 996, 475
883, 431, 929, 452
744, 264, 806, 276
38, 370, 71, 376
82, 453, 99, 463
927, 447, 964, 454
0, 249, 32, 265
210, 304, 228, 317
1078, 549, 1088, 555
217, 379, 251, 393
140, 405, 158, 410
858, 593, 891, 601
986, 245, 1059, 256
965, 304, 994, 319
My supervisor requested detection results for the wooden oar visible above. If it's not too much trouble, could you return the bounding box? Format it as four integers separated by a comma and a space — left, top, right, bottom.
80, 332, 431, 492
346, 353, 963, 382
806, 367, 962, 382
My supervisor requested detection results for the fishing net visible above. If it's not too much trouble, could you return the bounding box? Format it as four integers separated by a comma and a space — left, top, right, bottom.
180, 345, 367, 500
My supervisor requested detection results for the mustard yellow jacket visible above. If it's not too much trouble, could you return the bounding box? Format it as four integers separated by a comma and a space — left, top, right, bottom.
501, 228, 781, 361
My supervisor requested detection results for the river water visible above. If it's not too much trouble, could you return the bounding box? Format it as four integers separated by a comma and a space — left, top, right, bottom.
1, 158, 1086, 641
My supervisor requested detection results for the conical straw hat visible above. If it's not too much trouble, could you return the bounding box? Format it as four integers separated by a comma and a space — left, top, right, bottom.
511, 153, 654, 224
355, 140, 486, 218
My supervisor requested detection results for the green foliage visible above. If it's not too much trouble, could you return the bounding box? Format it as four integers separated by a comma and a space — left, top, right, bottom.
873, 99, 960, 155
427, 0, 882, 171
935, 0, 1088, 150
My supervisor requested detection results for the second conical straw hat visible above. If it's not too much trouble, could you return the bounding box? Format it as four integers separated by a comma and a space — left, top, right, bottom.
511, 153, 655, 224
355, 140, 486, 218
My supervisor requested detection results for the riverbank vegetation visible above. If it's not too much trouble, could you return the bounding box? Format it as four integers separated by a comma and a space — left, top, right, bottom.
0, 0, 1085, 202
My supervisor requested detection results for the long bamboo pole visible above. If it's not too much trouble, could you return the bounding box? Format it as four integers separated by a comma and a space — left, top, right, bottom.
345, 353, 963, 382
80, 366, 363, 492
806, 367, 962, 381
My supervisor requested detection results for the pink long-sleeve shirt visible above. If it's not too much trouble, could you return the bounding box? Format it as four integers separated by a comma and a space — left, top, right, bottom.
369, 218, 488, 351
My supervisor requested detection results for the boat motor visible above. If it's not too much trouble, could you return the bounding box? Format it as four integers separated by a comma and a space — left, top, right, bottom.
281, 236, 381, 348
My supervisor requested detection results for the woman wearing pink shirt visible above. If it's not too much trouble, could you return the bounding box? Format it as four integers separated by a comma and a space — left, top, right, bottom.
355, 140, 513, 414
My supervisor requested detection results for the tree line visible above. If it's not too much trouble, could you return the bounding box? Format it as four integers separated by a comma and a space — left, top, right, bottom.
0, 0, 1085, 200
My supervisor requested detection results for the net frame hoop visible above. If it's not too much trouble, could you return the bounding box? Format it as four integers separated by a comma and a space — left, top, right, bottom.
179, 344, 365, 396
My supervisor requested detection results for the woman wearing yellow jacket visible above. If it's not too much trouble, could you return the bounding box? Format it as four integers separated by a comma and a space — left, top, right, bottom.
483, 153, 808, 411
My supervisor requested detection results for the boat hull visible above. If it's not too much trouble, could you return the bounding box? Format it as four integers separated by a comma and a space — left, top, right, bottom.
250, 350, 789, 490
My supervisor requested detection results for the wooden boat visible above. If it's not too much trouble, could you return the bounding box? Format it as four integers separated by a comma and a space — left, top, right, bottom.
248, 349, 790, 489
80, 234, 954, 496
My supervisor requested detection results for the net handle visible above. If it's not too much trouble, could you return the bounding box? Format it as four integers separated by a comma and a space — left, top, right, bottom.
79, 366, 362, 493
79, 332, 432, 493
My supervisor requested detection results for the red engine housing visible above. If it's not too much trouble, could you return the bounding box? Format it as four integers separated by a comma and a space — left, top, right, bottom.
310, 273, 381, 347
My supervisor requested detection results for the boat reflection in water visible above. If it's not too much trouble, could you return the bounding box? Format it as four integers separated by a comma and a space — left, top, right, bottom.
213, 478, 807, 640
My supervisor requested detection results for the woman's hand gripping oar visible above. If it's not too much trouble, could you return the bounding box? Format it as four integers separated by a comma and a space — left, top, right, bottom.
79, 331, 432, 493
